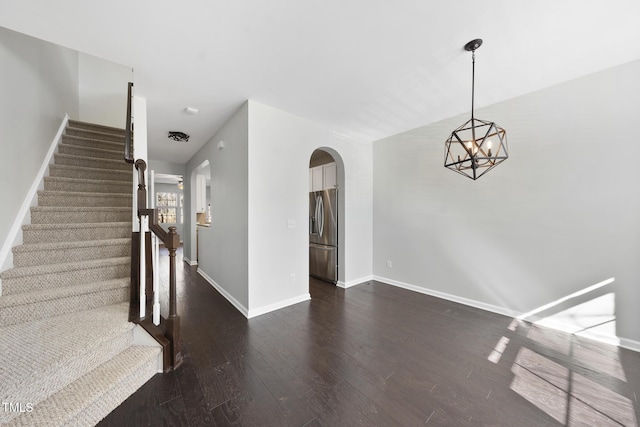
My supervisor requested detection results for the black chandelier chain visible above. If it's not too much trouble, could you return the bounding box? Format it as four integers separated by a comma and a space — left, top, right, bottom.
471, 51, 475, 122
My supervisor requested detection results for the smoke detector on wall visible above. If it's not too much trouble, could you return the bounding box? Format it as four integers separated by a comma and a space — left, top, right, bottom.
168, 131, 190, 142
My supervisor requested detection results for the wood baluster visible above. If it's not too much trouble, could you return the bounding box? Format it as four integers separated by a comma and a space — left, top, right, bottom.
164, 226, 183, 369
144, 231, 154, 320
129, 231, 141, 322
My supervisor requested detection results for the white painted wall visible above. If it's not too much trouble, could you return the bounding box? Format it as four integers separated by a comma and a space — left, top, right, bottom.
185, 103, 249, 309
247, 101, 373, 315
0, 27, 79, 268
78, 52, 132, 128
373, 59, 640, 344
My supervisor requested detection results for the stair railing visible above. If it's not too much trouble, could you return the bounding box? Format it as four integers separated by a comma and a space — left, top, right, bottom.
124, 82, 134, 164
131, 160, 182, 371
124, 82, 182, 371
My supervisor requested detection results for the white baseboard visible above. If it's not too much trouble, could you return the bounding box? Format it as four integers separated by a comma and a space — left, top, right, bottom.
0, 115, 69, 289
338, 275, 374, 289
183, 256, 197, 266
247, 293, 311, 319
197, 269, 311, 319
197, 268, 248, 317
373, 275, 519, 318
373, 275, 640, 354
619, 337, 640, 353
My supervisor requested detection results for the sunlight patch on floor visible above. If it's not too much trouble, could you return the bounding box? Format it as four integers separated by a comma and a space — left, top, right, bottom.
509, 347, 637, 426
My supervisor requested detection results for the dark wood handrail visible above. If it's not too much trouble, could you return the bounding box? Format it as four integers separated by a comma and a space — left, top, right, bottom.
124, 82, 134, 164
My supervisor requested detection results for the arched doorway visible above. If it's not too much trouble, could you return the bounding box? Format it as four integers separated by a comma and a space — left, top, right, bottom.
188, 160, 211, 265
309, 148, 346, 286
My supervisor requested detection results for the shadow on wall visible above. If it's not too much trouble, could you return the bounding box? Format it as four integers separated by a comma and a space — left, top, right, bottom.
487, 278, 639, 426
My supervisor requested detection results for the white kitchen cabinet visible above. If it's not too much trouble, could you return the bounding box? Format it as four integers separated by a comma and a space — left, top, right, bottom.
311, 166, 324, 192
323, 162, 336, 189
196, 174, 206, 213
309, 162, 336, 191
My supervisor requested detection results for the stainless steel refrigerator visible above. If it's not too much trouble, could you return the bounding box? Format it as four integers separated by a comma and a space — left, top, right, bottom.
309, 188, 338, 284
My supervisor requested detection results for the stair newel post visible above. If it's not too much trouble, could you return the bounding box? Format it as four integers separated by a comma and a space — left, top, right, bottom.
165, 226, 182, 369
135, 159, 148, 319
135, 159, 147, 212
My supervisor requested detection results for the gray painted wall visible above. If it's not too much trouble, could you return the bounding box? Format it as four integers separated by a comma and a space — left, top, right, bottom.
148, 159, 185, 177
373, 59, 640, 344
0, 26, 79, 253
185, 103, 249, 308
78, 52, 132, 128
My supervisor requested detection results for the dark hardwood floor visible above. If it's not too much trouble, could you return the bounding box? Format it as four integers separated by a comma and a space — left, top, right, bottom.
99, 249, 640, 426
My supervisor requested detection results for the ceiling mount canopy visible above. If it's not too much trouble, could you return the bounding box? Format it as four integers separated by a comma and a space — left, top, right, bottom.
444, 39, 508, 180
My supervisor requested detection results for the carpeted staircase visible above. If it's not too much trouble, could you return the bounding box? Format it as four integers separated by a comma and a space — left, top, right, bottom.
0, 120, 161, 426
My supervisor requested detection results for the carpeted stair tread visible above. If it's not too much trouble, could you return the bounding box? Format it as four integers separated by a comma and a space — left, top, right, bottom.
21, 222, 131, 244
44, 176, 130, 186
49, 164, 132, 182
1, 256, 130, 279
57, 143, 124, 161
22, 221, 130, 230
53, 153, 131, 171
61, 134, 125, 151
30, 206, 131, 215
0, 277, 129, 308
6, 346, 160, 427
37, 190, 132, 207
0, 303, 134, 424
13, 237, 131, 253
12, 238, 131, 267
68, 120, 126, 136
37, 189, 132, 198
43, 176, 131, 194
0, 278, 130, 327
64, 127, 126, 144
23, 221, 130, 229
0, 257, 130, 295
30, 206, 131, 224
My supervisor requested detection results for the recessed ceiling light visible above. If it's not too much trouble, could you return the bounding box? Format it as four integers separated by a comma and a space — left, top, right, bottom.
184, 107, 199, 115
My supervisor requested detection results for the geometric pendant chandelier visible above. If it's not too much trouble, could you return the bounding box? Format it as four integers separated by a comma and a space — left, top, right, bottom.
444, 39, 508, 180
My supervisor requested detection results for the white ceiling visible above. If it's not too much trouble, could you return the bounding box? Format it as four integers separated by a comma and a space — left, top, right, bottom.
2, 1, 640, 164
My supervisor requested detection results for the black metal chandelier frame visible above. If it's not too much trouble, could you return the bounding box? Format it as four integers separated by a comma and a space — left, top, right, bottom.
168, 131, 190, 142
444, 39, 508, 180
